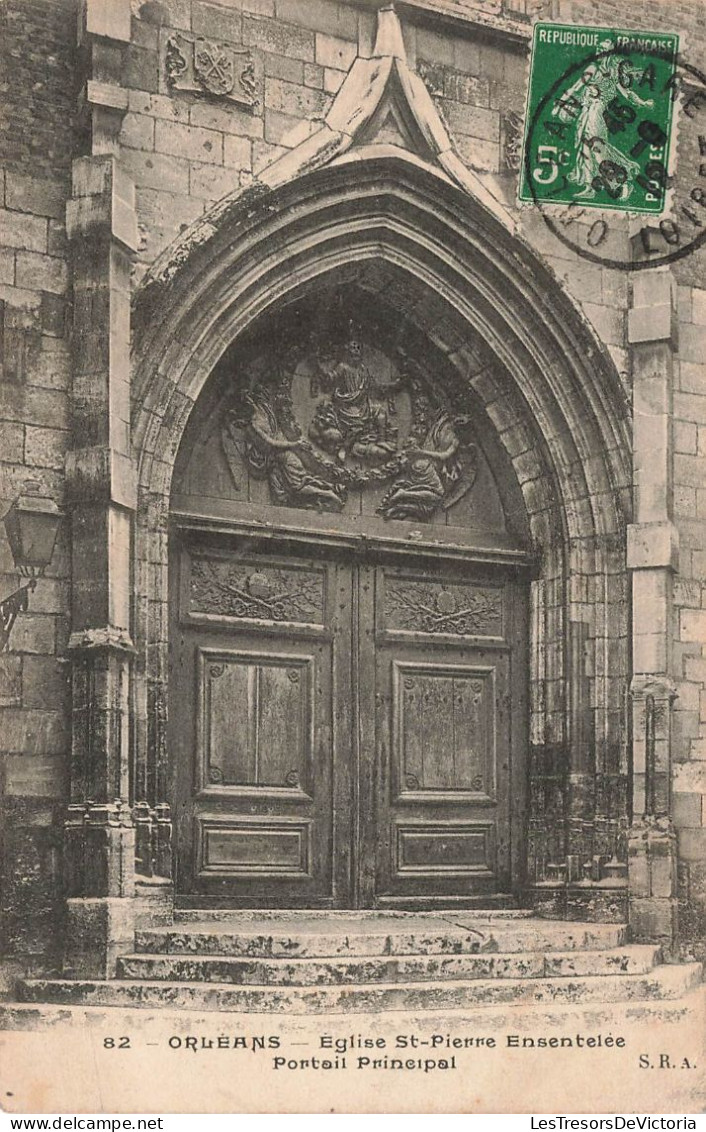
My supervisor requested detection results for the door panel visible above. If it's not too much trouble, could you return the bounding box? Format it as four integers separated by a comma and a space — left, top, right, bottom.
171, 539, 353, 906
199, 649, 314, 791
367, 562, 519, 904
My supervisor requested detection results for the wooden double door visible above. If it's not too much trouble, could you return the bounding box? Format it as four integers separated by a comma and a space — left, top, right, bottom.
170, 532, 528, 908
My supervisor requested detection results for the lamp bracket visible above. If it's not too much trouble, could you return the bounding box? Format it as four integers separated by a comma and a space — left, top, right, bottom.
0, 579, 37, 652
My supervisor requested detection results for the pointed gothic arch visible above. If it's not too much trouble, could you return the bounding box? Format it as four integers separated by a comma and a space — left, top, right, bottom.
128, 137, 632, 904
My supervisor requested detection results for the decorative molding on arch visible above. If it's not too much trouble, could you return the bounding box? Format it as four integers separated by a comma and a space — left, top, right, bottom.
126, 7, 634, 894
132, 155, 630, 545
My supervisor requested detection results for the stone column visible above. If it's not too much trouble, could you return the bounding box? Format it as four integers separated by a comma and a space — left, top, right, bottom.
62, 0, 142, 978
627, 269, 680, 951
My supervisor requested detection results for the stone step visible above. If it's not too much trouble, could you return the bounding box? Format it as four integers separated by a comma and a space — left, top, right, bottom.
3, 983, 703, 1033
115, 946, 660, 987
172, 901, 528, 920
134, 917, 628, 959
18, 962, 701, 1015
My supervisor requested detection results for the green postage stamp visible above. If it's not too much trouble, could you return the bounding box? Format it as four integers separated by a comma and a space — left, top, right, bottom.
519, 23, 679, 214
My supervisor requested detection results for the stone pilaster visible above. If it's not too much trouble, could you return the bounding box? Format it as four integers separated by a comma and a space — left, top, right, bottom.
62, 0, 145, 977
627, 269, 680, 950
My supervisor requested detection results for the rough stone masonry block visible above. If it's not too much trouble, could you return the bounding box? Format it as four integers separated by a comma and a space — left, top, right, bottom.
243, 16, 315, 63
315, 32, 356, 72
4, 175, 67, 221
123, 45, 160, 96
264, 52, 305, 84
0, 421, 24, 463
0, 655, 21, 707
4, 755, 65, 799
190, 101, 264, 139
630, 896, 678, 947
0, 210, 48, 254
692, 287, 706, 325
440, 100, 499, 143
628, 303, 676, 345
189, 162, 239, 200
192, 2, 243, 43
275, 0, 357, 40
679, 324, 706, 364
627, 521, 679, 570
83, 0, 131, 43
155, 120, 224, 164
119, 112, 156, 152
0, 248, 14, 285
22, 655, 70, 712
0, 709, 68, 757
673, 792, 703, 828
122, 149, 190, 196
633, 269, 675, 310
678, 828, 706, 861
674, 762, 706, 794
680, 608, 706, 642
24, 424, 69, 471
323, 69, 345, 95
223, 134, 253, 170
265, 76, 328, 119
9, 615, 56, 657
15, 252, 68, 296
675, 419, 698, 453
63, 897, 135, 979
679, 362, 706, 395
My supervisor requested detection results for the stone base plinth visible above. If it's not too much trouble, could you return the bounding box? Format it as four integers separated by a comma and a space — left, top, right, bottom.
63, 897, 135, 979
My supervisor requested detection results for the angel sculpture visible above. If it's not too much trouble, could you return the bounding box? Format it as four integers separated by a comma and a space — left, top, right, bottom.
223, 365, 347, 512
378, 411, 478, 521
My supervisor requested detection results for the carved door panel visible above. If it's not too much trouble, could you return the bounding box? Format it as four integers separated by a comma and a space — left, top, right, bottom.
360, 561, 525, 905
171, 538, 353, 906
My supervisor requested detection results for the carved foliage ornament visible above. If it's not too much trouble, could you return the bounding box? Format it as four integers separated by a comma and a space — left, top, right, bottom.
221, 334, 480, 523
385, 579, 503, 636
190, 558, 325, 625
165, 32, 258, 107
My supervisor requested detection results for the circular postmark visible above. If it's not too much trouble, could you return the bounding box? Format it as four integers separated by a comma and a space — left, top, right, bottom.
521, 28, 706, 270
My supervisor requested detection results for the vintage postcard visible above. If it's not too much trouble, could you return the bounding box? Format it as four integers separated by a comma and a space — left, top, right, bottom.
0, 0, 704, 1115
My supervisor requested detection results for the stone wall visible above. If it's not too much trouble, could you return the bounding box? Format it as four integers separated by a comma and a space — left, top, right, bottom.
0, 0, 75, 966
0, 0, 704, 963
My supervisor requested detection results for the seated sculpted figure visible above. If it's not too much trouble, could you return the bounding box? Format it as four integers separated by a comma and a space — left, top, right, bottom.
378, 411, 474, 521
241, 377, 346, 512
309, 336, 402, 463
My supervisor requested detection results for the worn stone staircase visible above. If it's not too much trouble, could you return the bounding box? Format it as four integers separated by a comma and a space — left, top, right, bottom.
15, 910, 703, 1014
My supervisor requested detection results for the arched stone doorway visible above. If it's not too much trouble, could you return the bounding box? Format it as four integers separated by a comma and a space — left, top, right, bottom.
168, 283, 531, 908
130, 155, 632, 917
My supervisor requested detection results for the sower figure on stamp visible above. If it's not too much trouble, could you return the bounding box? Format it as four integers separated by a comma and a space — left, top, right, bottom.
555, 40, 654, 200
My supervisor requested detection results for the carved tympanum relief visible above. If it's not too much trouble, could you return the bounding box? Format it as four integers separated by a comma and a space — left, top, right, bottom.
220, 332, 479, 522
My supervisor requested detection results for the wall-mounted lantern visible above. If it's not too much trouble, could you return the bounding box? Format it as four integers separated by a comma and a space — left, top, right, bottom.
1, 483, 61, 652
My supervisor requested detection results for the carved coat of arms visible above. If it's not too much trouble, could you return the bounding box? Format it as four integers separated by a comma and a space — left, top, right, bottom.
221, 334, 479, 524
164, 33, 259, 107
